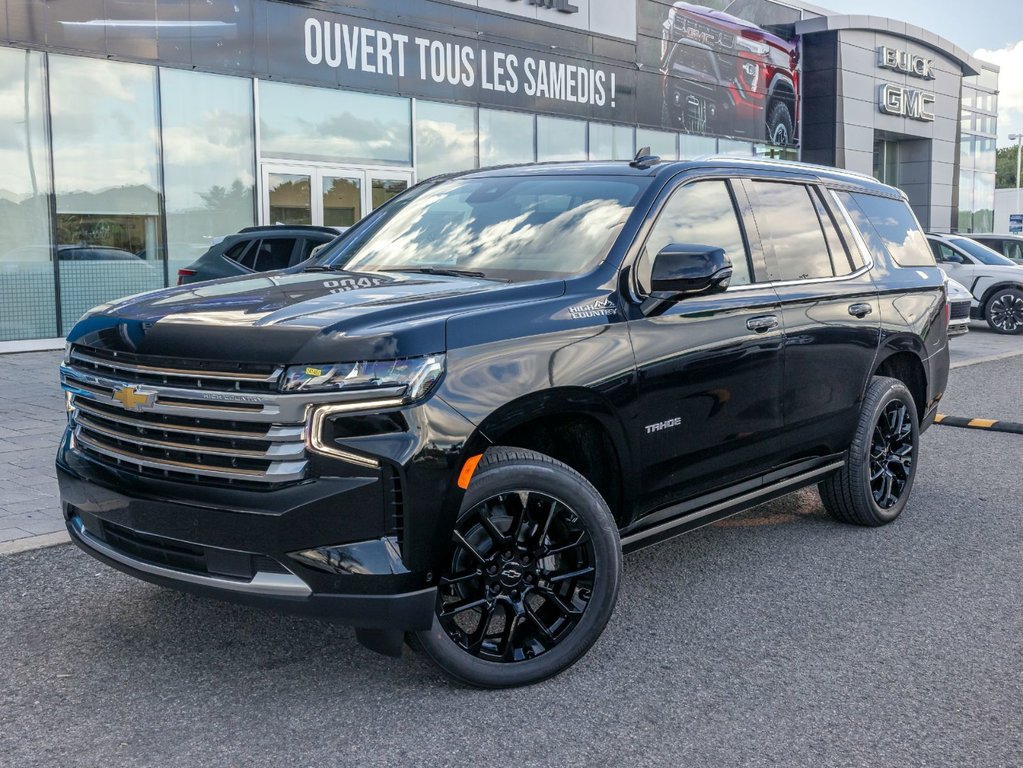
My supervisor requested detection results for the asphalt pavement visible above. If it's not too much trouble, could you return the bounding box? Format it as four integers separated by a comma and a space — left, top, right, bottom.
1, 351, 1022, 767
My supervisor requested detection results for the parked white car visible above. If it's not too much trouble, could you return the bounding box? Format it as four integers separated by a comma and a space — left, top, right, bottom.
927, 233, 1023, 334
940, 270, 972, 336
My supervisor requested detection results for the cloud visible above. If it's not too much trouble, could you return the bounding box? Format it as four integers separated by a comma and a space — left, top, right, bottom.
973, 41, 1023, 144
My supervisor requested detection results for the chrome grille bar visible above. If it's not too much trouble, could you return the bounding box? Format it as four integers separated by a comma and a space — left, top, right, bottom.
69, 347, 282, 383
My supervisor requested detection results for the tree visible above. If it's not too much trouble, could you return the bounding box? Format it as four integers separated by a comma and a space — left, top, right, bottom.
997, 145, 1022, 189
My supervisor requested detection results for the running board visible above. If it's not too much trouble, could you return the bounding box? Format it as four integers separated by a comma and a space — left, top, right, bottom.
620, 460, 845, 553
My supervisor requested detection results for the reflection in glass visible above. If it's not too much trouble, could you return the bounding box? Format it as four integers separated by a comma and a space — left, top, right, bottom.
260, 81, 411, 165
323, 177, 362, 227
636, 128, 677, 160
0, 48, 55, 341
161, 69, 255, 277
49, 55, 164, 333
371, 178, 408, 210
416, 101, 476, 179
333, 176, 647, 282
640, 181, 752, 289
680, 135, 717, 159
479, 109, 535, 166
717, 139, 754, 157
268, 173, 312, 225
752, 182, 834, 280
588, 123, 634, 161
537, 116, 586, 162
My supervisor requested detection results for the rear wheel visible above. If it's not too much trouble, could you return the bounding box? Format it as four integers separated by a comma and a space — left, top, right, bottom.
416, 447, 621, 688
819, 376, 919, 526
766, 100, 794, 146
985, 287, 1023, 334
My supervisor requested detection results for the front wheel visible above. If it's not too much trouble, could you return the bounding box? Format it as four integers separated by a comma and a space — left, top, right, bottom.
985, 287, 1023, 334
819, 376, 920, 526
416, 447, 622, 688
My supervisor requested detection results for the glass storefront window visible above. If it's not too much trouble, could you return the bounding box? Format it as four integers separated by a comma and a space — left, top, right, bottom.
268, 173, 312, 225
479, 109, 535, 166
717, 139, 754, 157
681, 135, 717, 159
415, 101, 476, 180
537, 116, 586, 162
589, 123, 634, 160
976, 138, 996, 173
260, 81, 411, 165
636, 128, 677, 160
958, 171, 975, 233
49, 55, 164, 334
161, 69, 255, 277
0, 47, 55, 341
323, 176, 362, 227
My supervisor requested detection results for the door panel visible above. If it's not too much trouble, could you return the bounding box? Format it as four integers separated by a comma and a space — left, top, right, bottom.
629, 178, 784, 514
746, 180, 881, 459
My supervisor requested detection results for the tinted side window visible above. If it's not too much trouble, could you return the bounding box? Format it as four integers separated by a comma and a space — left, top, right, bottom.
223, 240, 254, 268
749, 181, 834, 281
1005, 241, 1023, 261
837, 192, 935, 267
251, 238, 296, 272
930, 241, 965, 265
638, 180, 753, 292
810, 187, 857, 274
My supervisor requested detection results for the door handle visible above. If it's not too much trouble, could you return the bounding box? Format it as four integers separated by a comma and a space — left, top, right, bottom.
848, 303, 873, 318
746, 315, 779, 332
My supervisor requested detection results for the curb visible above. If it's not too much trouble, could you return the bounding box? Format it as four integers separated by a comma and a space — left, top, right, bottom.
934, 414, 1023, 435
951, 348, 1023, 370
0, 530, 70, 556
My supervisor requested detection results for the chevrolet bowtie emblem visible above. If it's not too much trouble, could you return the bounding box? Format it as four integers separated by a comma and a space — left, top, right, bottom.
112, 385, 157, 412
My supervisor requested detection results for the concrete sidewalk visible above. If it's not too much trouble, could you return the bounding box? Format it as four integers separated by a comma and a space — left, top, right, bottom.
1, 323, 1021, 548
0, 351, 67, 545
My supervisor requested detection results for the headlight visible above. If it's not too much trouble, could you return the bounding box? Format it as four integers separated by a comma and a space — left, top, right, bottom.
281, 354, 444, 401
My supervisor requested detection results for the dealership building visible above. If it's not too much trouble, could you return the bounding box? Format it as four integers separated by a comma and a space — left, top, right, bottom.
0, 0, 999, 346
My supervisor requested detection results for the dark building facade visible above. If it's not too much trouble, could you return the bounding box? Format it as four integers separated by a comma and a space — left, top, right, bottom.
0, 0, 998, 345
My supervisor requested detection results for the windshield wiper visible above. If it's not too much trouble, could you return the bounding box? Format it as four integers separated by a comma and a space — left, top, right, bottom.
302, 264, 348, 272
380, 267, 489, 279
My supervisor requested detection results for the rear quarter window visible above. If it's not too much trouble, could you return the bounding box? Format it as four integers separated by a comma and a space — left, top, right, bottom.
835, 192, 935, 267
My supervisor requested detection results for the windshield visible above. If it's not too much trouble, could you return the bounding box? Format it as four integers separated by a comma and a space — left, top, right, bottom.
321, 175, 649, 282
950, 237, 1019, 266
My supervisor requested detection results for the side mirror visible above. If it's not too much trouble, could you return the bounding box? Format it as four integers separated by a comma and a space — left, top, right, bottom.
650, 243, 733, 300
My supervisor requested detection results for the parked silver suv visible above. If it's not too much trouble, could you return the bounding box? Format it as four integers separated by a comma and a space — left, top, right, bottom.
926, 233, 1023, 334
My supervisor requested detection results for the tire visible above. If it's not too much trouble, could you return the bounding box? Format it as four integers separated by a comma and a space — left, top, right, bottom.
985, 287, 1023, 334
415, 447, 622, 689
766, 101, 793, 146
819, 376, 920, 526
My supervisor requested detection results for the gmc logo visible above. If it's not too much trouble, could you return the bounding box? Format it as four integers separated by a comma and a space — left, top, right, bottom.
879, 83, 936, 122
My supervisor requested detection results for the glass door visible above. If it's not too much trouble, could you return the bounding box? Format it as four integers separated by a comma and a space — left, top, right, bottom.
261, 165, 412, 228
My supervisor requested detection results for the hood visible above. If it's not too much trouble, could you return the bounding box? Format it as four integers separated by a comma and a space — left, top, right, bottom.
67, 269, 566, 364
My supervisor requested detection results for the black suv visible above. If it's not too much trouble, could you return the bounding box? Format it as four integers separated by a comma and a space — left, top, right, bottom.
58, 158, 949, 688
176, 225, 339, 285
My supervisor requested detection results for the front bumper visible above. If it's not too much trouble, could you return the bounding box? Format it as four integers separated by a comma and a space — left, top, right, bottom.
57, 446, 436, 633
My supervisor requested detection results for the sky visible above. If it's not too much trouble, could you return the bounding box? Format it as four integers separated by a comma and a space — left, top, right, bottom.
819, 0, 1023, 145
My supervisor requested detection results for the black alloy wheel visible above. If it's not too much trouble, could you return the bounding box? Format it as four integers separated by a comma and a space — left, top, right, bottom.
438, 490, 595, 663
986, 288, 1023, 334
819, 376, 920, 526
415, 447, 621, 688
868, 400, 914, 510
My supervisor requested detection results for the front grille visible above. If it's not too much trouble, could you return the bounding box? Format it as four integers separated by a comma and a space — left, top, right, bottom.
673, 14, 736, 50
68, 346, 282, 393
949, 301, 971, 320
63, 344, 308, 487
